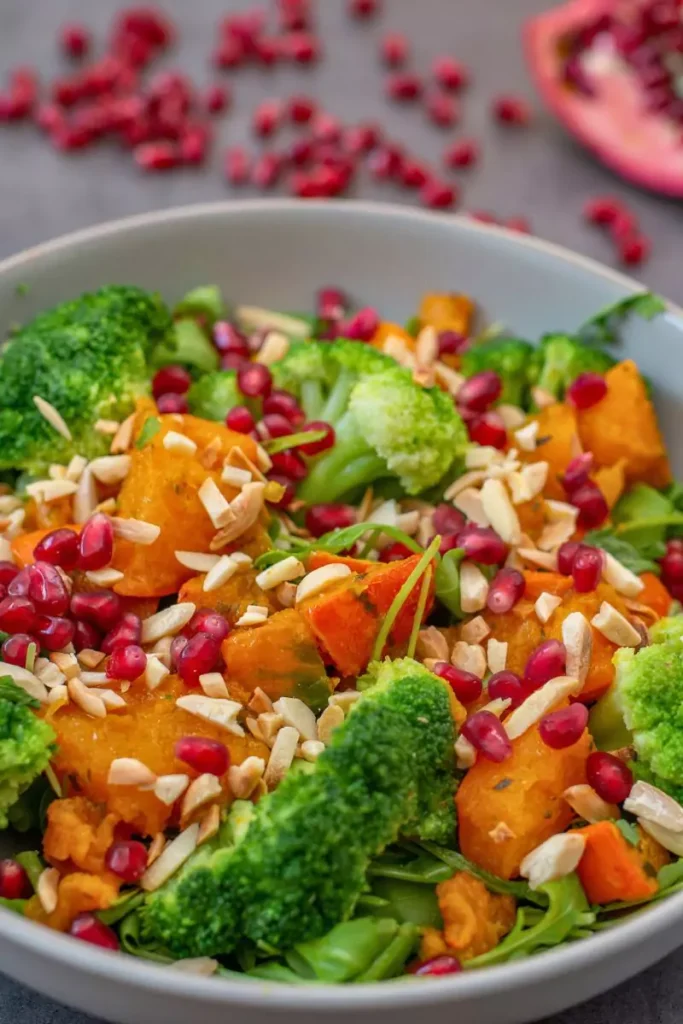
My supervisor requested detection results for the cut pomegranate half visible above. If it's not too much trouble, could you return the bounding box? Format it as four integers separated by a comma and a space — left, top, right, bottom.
525, 0, 683, 196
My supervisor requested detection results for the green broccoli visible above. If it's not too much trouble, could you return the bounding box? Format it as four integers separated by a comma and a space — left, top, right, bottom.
0, 678, 55, 829
533, 333, 615, 401
0, 285, 173, 475
149, 317, 219, 376
173, 285, 225, 327
144, 658, 457, 958
590, 616, 683, 801
186, 370, 240, 421
460, 336, 541, 407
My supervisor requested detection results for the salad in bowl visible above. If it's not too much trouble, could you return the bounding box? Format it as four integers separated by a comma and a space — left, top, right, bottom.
0, 279, 682, 986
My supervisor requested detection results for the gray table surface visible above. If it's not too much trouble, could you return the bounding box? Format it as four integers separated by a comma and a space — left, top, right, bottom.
0, 1, 681, 1021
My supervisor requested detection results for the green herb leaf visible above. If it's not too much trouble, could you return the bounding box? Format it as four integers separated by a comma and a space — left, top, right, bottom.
369, 877, 442, 928
0, 897, 26, 915
0, 677, 39, 708
135, 416, 161, 449
434, 547, 466, 618
419, 841, 544, 905
371, 537, 440, 662
657, 858, 683, 892
584, 529, 661, 576
15, 851, 44, 891
614, 819, 640, 847
313, 522, 423, 557
579, 293, 666, 346
253, 549, 297, 571
265, 429, 327, 455
98, 890, 146, 926
406, 566, 433, 660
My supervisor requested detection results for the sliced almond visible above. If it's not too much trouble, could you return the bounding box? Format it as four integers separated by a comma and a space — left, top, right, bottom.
89, 455, 132, 485
49, 652, 80, 679
255, 555, 305, 591
230, 551, 253, 567
153, 774, 190, 806
273, 696, 318, 741
197, 804, 221, 846
264, 725, 299, 789
465, 447, 504, 471
147, 833, 166, 867
224, 446, 267, 484
111, 516, 160, 545
95, 419, 121, 435
0, 537, 14, 562
591, 602, 642, 647
480, 479, 521, 544
98, 689, 127, 710
181, 773, 222, 825
497, 405, 527, 430
535, 592, 563, 624
638, 817, 683, 857
486, 638, 508, 674
141, 655, 169, 693
444, 470, 489, 501
602, 552, 646, 598
451, 641, 486, 678
175, 551, 221, 573
488, 821, 517, 844
73, 465, 97, 524
210, 481, 267, 549
235, 608, 269, 627
34, 660, 65, 690
562, 612, 593, 686
33, 395, 72, 440
199, 672, 230, 698
46, 684, 68, 706
96, 497, 117, 516
460, 616, 491, 645
140, 823, 200, 892
221, 465, 252, 488
519, 462, 549, 502
2, 507, 26, 539
563, 784, 620, 824
85, 567, 125, 587
416, 626, 450, 662
624, 781, 683, 833
163, 432, 197, 456
300, 739, 326, 762
507, 471, 533, 506
275, 581, 297, 608
517, 547, 558, 571
520, 833, 586, 890
328, 690, 362, 711
25, 479, 79, 503
49, 464, 67, 481
228, 756, 266, 799
68, 677, 106, 717
514, 421, 539, 452
255, 330, 290, 365
531, 387, 555, 410
246, 717, 265, 743
203, 555, 239, 592
452, 487, 490, 527
415, 325, 438, 366
317, 703, 345, 746
236, 305, 311, 339
176, 694, 244, 735
295, 563, 351, 604
77, 648, 105, 670
504, 675, 581, 741
108, 757, 157, 787
257, 712, 285, 745
198, 478, 235, 529
37, 867, 60, 914
64, 454, 88, 483
111, 414, 136, 454
433, 361, 465, 396
459, 561, 489, 613
247, 687, 274, 715
141, 603, 196, 643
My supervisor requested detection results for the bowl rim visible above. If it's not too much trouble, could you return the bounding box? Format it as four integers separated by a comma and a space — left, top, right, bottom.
1, 198, 682, 1011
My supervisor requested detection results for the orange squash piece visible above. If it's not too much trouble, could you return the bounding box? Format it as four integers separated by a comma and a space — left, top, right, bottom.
307, 550, 376, 574
26, 872, 120, 932
44, 797, 118, 875
638, 572, 671, 619
420, 873, 516, 962
371, 321, 417, 354
456, 722, 590, 879
179, 569, 276, 626
523, 572, 573, 602
525, 403, 580, 500
419, 292, 475, 336
592, 459, 627, 510
575, 821, 659, 904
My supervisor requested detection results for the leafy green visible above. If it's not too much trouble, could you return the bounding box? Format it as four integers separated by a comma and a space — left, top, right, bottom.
135, 416, 161, 449
612, 484, 683, 556
173, 285, 225, 326
369, 878, 442, 928
584, 529, 661, 576
265, 429, 327, 455
7, 774, 55, 832
98, 890, 146, 926
252, 522, 423, 572
371, 537, 439, 661
435, 548, 466, 618
150, 317, 219, 376
418, 841, 543, 905
614, 819, 639, 847
119, 908, 174, 963
15, 850, 44, 891
578, 293, 666, 346
0, 897, 26, 916
369, 847, 453, 885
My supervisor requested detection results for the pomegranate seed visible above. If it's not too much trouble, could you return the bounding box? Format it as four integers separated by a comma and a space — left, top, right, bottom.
486, 568, 525, 614
470, 210, 499, 225
540, 703, 589, 750
487, 670, 525, 707
344, 122, 380, 154
0, 597, 37, 634
312, 113, 342, 144
561, 453, 594, 494
492, 95, 531, 126
420, 179, 457, 209
461, 711, 512, 763
557, 540, 582, 576
400, 159, 429, 189
180, 127, 209, 167
444, 139, 479, 169
78, 514, 114, 572
176, 633, 221, 687
0, 859, 30, 900
379, 542, 415, 563
283, 32, 318, 63
186, 609, 230, 643
567, 373, 607, 410
35, 104, 65, 133
157, 392, 189, 414
524, 639, 566, 692
571, 482, 609, 530
224, 146, 251, 185
1, 634, 37, 669
7, 567, 31, 599
468, 411, 507, 450
261, 413, 295, 441
432, 504, 466, 538
213, 322, 248, 355
175, 735, 230, 775
52, 76, 84, 107
267, 473, 296, 508
106, 644, 146, 682
386, 72, 423, 102
278, 0, 311, 31
170, 634, 188, 671
349, 0, 380, 19
439, 534, 461, 556
368, 144, 403, 180
0, 562, 19, 588
271, 450, 307, 482
619, 235, 651, 267
571, 545, 604, 593
457, 371, 502, 412
204, 84, 229, 116
226, 406, 256, 434
33, 528, 80, 570
60, 23, 91, 59
342, 307, 379, 341
101, 613, 142, 655
609, 210, 638, 243
506, 217, 532, 234
305, 504, 356, 537
426, 91, 459, 128
317, 287, 347, 322
289, 137, 315, 166
70, 913, 119, 950
660, 542, 683, 585
409, 955, 462, 977
289, 95, 316, 123
437, 331, 469, 356
105, 840, 148, 883
433, 56, 469, 91
73, 619, 102, 652
35, 615, 75, 652
152, 365, 191, 399
134, 141, 179, 171
299, 421, 335, 456
28, 562, 69, 616
71, 591, 122, 631
455, 525, 508, 565
433, 661, 482, 704
583, 196, 622, 226
586, 751, 633, 804
237, 363, 272, 399
252, 152, 283, 189
214, 36, 245, 69
381, 33, 409, 67
263, 391, 305, 427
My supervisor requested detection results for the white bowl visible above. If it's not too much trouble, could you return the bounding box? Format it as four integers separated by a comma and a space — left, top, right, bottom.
1, 200, 682, 1024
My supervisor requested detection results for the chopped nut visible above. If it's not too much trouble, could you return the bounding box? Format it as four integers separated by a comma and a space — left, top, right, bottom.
497, 405, 527, 430
203, 555, 239, 592
264, 726, 300, 789
455, 734, 476, 770
637, 818, 683, 857
520, 833, 586, 890
624, 781, 683, 833
46, 684, 68, 706
257, 712, 285, 745
255, 555, 305, 591
444, 470, 489, 501
255, 330, 289, 365
562, 612, 593, 686
415, 325, 438, 366
317, 703, 345, 745
505, 676, 581, 741
0, 537, 14, 562
147, 833, 166, 866
33, 395, 72, 440
514, 421, 539, 452
197, 804, 221, 846
154, 774, 190, 806
111, 414, 136, 454
210, 482, 267, 549
531, 386, 555, 409
140, 824, 200, 892
221, 465, 252, 488
111, 517, 161, 545
591, 602, 642, 647
108, 757, 157, 787
141, 603, 196, 643
143, 655, 170, 692
460, 616, 491, 645
48, 464, 67, 481
25, 479, 79, 503
301, 739, 326, 762
73, 465, 97, 524
602, 552, 645, 599
77, 648, 106, 670
49, 652, 79, 679
247, 687, 274, 715
34, 660, 65, 689
198, 478, 235, 529
452, 487, 490, 527
176, 694, 244, 735
459, 561, 489, 613
275, 581, 297, 608
228, 756, 266, 799
273, 697, 318, 742
416, 626, 450, 662
535, 592, 563, 624
230, 551, 253, 567
98, 689, 127, 710
85, 567, 125, 587
563, 784, 620, 824
235, 608, 269, 627
480, 479, 521, 544
517, 547, 558, 571
163, 431, 197, 456
181, 774, 222, 825
295, 563, 352, 604
174, 551, 221, 573
89, 454, 132, 485
37, 867, 60, 914
433, 361, 465, 395
199, 672, 229, 698
94, 419, 121, 435
488, 821, 517, 844
451, 641, 487, 678
68, 677, 106, 718
224, 446, 266, 484
486, 638, 508, 674
328, 690, 362, 711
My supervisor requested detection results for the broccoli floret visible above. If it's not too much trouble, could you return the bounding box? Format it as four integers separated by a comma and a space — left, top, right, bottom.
460, 337, 541, 408
187, 371, 240, 421
533, 334, 615, 401
173, 285, 225, 327
144, 658, 457, 958
149, 318, 219, 376
0, 678, 55, 829
0, 285, 173, 475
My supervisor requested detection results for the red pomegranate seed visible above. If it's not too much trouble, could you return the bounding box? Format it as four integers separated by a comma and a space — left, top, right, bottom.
35, 103, 65, 133
52, 76, 84, 107
101, 613, 142, 655
73, 619, 102, 652
344, 122, 380, 154
1, 634, 37, 669
285, 32, 320, 63
660, 541, 683, 585
214, 322, 248, 355
420, 179, 457, 209
455, 525, 508, 565
433, 56, 469, 91
70, 913, 119, 950
0, 597, 37, 634
175, 735, 230, 775
433, 661, 482, 704
583, 196, 622, 226
78, 514, 114, 572
156, 392, 189, 414
170, 634, 188, 671
71, 591, 122, 631
557, 540, 582, 576
176, 633, 221, 687
237, 363, 272, 399
264, 391, 305, 426
224, 146, 251, 185
60, 23, 91, 59
213, 36, 245, 69
426, 91, 459, 128
492, 95, 531, 126
381, 33, 409, 67
470, 210, 499, 225
444, 139, 479, 169
317, 287, 347, 322
458, 371, 502, 412
438, 331, 469, 356
400, 159, 429, 189
312, 113, 342, 144
368, 144, 403, 180
33, 528, 80, 570
271, 450, 307, 481
252, 99, 282, 138
261, 413, 296, 441
252, 152, 284, 189
571, 482, 609, 530
7, 567, 31, 598
204, 84, 229, 115
226, 405, 256, 434
505, 217, 532, 234
619, 235, 651, 267
524, 639, 566, 692
152, 365, 191, 398
0, 859, 30, 900
567, 373, 607, 410
186, 609, 230, 643
180, 126, 209, 166
461, 710, 512, 762
386, 72, 423, 102
0, 562, 19, 588
349, 0, 380, 18
609, 210, 638, 243
299, 421, 335, 456
468, 411, 507, 450
432, 503, 466, 537
134, 141, 179, 171
409, 955, 462, 977
267, 473, 297, 508
105, 840, 148, 883
571, 545, 604, 592
289, 95, 316, 123
540, 703, 589, 750
487, 670, 525, 707
305, 504, 356, 537
106, 643, 147, 681
561, 453, 594, 493
342, 307, 379, 341
379, 541, 416, 562
28, 562, 69, 616
486, 568, 525, 614
277, 0, 311, 31
586, 751, 633, 804
36, 615, 75, 652
289, 137, 314, 166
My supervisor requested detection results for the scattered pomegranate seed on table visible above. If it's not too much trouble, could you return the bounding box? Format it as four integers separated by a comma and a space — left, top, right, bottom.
60, 23, 92, 60
492, 94, 532, 125
444, 138, 479, 169
380, 33, 409, 67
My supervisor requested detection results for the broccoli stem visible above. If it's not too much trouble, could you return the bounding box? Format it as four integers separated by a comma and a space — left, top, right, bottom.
301, 380, 326, 421
298, 412, 388, 503
320, 369, 357, 426
588, 686, 633, 752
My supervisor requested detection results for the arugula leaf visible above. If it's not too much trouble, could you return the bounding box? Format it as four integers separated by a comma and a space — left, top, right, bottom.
135, 416, 161, 449
584, 529, 661, 576
614, 819, 639, 847
98, 890, 146, 926
579, 293, 666, 346
434, 547, 466, 618
0, 897, 26, 916
369, 847, 453, 885
313, 522, 422, 557
265, 429, 327, 456
371, 537, 440, 661
658, 858, 683, 892
418, 841, 544, 905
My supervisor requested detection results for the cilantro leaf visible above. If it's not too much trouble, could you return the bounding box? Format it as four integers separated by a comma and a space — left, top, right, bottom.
579, 293, 666, 346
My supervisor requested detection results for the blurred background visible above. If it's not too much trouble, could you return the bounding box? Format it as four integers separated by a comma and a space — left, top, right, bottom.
1, 1, 683, 1021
